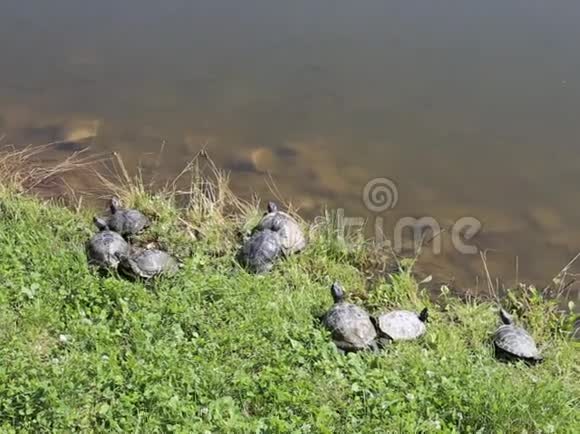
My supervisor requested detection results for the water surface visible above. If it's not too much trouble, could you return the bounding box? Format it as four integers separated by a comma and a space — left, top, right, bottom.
2, 1, 580, 299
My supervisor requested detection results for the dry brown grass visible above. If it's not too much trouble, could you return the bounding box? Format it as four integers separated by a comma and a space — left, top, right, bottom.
0, 144, 97, 195
0, 143, 253, 211
96, 151, 255, 217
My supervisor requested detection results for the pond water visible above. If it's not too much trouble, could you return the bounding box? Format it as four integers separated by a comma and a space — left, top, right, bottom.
2, 1, 580, 300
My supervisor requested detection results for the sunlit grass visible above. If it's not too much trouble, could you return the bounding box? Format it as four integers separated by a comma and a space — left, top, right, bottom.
0, 147, 578, 432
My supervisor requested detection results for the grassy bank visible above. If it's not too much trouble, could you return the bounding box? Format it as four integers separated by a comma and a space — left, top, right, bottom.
0, 151, 578, 432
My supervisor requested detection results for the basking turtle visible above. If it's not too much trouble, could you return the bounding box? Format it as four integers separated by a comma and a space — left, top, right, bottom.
493, 308, 543, 363
256, 202, 306, 255
377, 308, 428, 341
237, 228, 282, 274
87, 217, 130, 269
117, 248, 180, 280
321, 282, 385, 353
101, 197, 150, 237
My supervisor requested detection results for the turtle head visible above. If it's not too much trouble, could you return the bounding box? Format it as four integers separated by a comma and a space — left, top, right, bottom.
330, 282, 345, 303
110, 197, 122, 214
419, 307, 429, 322
93, 216, 109, 231
114, 251, 130, 263
266, 201, 278, 214
499, 308, 513, 325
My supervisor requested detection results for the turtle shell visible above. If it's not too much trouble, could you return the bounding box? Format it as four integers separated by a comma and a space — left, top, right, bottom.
87, 230, 129, 269
257, 211, 306, 255
493, 324, 542, 360
238, 229, 282, 274
377, 310, 426, 341
322, 303, 378, 352
120, 249, 179, 279
107, 208, 150, 237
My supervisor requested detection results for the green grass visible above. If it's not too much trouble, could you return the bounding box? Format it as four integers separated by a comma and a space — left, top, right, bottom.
0, 170, 578, 432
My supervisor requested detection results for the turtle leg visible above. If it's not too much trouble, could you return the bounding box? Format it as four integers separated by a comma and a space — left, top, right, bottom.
526, 355, 544, 366
370, 317, 392, 349
377, 337, 392, 349
334, 340, 357, 355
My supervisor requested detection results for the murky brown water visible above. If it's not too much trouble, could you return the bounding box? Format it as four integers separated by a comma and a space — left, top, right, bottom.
2, 1, 580, 300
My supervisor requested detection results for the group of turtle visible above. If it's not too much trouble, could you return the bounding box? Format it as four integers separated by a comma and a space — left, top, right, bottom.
321, 282, 428, 352
86, 199, 305, 279
319, 282, 543, 363
86, 198, 180, 280
237, 201, 307, 273
236, 202, 542, 363
85, 198, 543, 363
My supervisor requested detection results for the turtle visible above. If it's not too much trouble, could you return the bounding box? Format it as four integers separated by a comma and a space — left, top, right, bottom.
493, 308, 543, 364
376, 308, 429, 341
117, 248, 180, 280
255, 201, 306, 255
321, 282, 387, 353
237, 228, 282, 274
101, 197, 150, 237
86, 217, 130, 269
